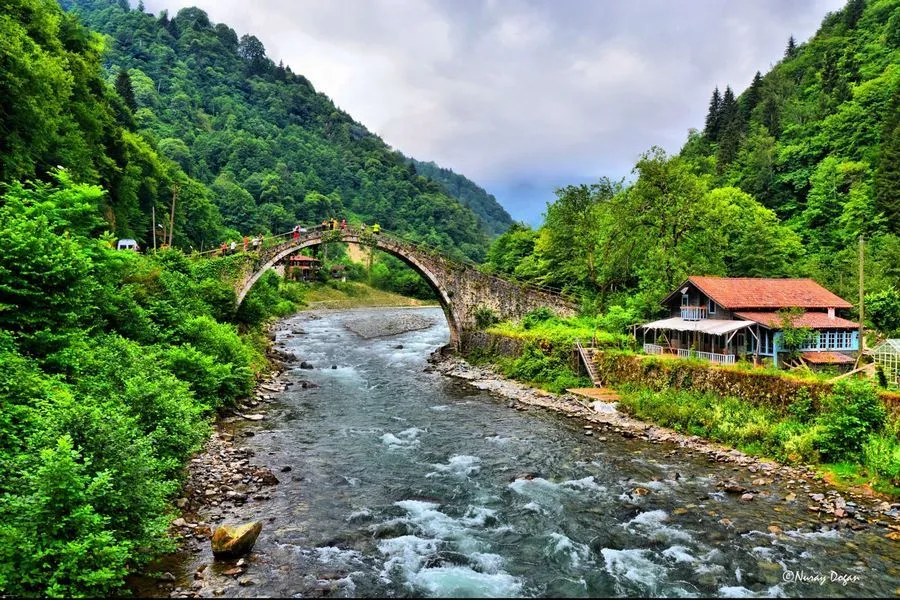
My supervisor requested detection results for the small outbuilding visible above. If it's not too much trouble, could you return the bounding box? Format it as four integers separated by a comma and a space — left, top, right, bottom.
872, 339, 900, 387
116, 238, 140, 251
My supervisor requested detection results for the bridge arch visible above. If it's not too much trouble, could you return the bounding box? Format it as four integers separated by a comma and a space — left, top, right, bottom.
237, 231, 464, 347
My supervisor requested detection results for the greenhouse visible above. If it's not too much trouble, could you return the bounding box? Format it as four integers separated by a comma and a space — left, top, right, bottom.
873, 339, 900, 387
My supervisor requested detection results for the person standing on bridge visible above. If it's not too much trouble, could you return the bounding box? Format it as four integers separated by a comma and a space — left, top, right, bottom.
292, 225, 301, 241
251, 235, 260, 250
243, 235, 249, 252
340, 218, 347, 231
229, 240, 237, 254
372, 223, 381, 235
219, 241, 227, 256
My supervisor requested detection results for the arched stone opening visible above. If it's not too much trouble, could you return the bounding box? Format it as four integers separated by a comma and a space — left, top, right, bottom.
236, 235, 462, 347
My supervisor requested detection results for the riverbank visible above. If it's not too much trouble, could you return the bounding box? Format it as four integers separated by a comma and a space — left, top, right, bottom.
429, 354, 900, 532
302, 281, 438, 310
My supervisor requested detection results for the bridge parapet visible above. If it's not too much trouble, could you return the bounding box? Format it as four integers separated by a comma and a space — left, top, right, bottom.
234, 227, 577, 348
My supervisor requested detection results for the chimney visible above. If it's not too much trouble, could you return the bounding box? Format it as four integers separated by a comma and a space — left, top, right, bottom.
827, 307, 835, 319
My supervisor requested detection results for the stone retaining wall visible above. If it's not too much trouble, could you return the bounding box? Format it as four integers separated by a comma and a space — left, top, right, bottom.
459, 330, 900, 417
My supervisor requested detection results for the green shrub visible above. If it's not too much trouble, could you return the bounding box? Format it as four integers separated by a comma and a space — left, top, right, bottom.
0, 437, 132, 598
817, 380, 887, 461
474, 306, 500, 329
862, 433, 900, 485
522, 307, 556, 329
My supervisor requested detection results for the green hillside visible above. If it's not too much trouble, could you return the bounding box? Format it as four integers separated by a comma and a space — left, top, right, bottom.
408, 158, 514, 237
486, 0, 900, 333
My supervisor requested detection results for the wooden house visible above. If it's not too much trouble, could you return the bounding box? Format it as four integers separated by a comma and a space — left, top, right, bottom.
639, 276, 859, 368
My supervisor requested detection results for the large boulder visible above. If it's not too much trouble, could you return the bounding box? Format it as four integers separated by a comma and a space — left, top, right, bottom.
211, 522, 262, 559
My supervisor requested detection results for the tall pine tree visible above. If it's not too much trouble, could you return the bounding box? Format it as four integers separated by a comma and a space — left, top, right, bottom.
716, 87, 742, 170
785, 35, 797, 58
704, 86, 722, 141
742, 71, 763, 120
114, 69, 136, 111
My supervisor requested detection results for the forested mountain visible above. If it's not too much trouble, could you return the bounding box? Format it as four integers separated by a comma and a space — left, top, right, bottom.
486, 0, 900, 334
7, 0, 501, 261
407, 158, 514, 237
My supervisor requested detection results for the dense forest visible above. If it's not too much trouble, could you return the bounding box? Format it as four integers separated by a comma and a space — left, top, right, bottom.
485, 0, 900, 335
407, 158, 514, 237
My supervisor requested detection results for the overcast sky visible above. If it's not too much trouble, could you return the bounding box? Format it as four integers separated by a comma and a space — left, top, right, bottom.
145, 0, 846, 225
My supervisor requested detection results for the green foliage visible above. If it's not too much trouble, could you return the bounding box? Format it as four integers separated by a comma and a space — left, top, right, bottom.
866, 286, 900, 335
777, 307, 817, 357
862, 432, 900, 485
407, 159, 514, 237
498, 342, 589, 394
0, 437, 131, 598
522, 307, 556, 330
474, 306, 500, 330
817, 380, 887, 460
0, 176, 302, 595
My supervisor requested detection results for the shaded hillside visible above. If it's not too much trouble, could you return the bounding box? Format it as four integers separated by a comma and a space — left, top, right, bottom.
408, 158, 513, 237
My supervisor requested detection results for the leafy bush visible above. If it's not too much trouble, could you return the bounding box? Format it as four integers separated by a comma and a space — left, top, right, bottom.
862, 433, 900, 485
0, 437, 132, 598
522, 307, 556, 330
816, 380, 887, 461
474, 306, 500, 329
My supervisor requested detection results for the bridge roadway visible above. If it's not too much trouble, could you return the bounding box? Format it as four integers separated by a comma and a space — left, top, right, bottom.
231, 226, 577, 348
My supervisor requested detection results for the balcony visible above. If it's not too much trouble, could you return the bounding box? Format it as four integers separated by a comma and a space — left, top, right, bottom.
681, 306, 707, 321
676, 348, 735, 365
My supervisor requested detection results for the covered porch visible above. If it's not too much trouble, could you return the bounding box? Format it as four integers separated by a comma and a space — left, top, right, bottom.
640, 317, 759, 366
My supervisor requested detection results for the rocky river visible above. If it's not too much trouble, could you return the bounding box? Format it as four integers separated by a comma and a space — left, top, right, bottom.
143, 306, 900, 598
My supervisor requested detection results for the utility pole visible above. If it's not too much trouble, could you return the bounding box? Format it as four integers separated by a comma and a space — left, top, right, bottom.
152, 205, 157, 251
168, 183, 180, 247
858, 235, 865, 355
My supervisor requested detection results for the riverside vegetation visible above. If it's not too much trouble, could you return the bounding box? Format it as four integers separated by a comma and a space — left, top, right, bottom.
2, 0, 900, 596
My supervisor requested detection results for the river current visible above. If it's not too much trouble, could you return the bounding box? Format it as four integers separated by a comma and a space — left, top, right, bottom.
172, 307, 898, 598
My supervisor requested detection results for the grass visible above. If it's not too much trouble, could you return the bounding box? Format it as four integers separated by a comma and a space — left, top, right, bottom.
300, 281, 439, 309
614, 384, 900, 499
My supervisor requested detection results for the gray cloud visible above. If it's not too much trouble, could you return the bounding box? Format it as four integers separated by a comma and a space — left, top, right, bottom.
144, 0, 845, 224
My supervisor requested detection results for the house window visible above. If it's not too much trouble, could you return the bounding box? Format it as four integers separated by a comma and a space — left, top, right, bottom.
708, 299, 716, 314
681, 294, 689, 307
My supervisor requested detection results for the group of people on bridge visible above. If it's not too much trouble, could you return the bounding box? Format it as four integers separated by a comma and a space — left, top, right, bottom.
216, 219, 382, 256
291, 219, 381, 240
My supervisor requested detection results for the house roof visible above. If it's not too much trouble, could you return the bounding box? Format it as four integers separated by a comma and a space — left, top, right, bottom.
664, 276, 852, 310
735, 311, 858, 329
801, 351, 854, 364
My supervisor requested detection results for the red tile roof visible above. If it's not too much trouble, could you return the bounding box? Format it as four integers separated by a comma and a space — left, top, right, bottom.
687, 276, 852, 310
735, 311, 858, 329
801, 351, 854, 364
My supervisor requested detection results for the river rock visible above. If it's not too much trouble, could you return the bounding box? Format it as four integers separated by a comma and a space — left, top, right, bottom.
300, 361, 314, 369
211, 522, 263, 559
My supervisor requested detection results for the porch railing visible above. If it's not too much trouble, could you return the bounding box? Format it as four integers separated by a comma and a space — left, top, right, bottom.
676, 348, 735, 365
643, 343, 664, 355
680, 306, 707, 321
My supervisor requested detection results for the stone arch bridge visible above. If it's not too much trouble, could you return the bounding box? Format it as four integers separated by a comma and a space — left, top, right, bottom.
234, 227, 577, 348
